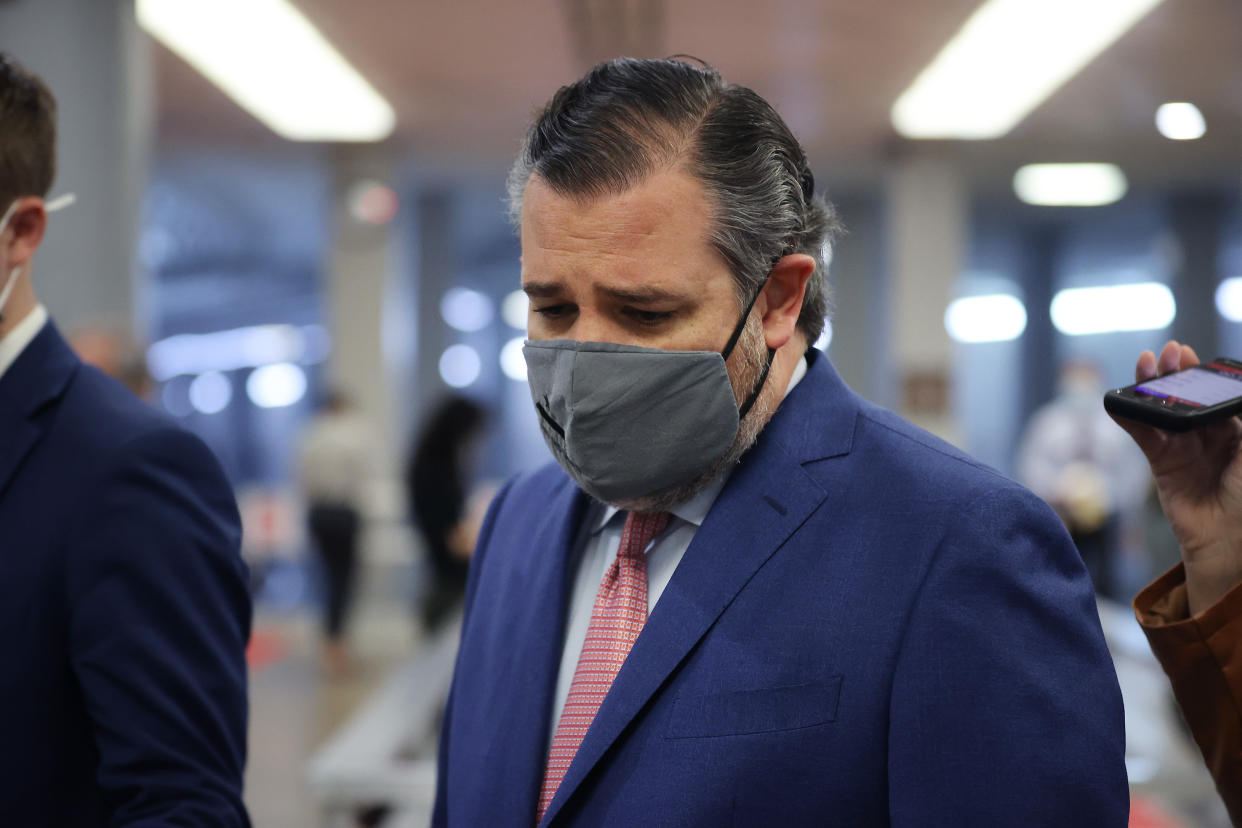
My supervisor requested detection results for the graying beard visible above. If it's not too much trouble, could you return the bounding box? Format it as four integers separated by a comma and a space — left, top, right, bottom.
611, 315, 777, 514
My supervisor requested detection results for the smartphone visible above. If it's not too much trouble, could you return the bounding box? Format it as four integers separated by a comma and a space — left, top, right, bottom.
1104, 358, 1242, 431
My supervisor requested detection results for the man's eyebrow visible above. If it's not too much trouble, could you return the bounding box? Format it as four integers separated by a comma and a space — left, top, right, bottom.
522, 281, 563, 298
596, 284, 686, 304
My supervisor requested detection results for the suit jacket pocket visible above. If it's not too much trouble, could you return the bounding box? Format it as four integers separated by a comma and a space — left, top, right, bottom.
665, 677, 842, 739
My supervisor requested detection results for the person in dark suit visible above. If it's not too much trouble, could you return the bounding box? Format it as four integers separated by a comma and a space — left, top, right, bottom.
433, 58, 1127, 826
0, 53, 251, 825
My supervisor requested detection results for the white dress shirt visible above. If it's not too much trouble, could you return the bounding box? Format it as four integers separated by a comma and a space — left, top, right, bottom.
0, 304, 49, 381
548, 354, 809, 745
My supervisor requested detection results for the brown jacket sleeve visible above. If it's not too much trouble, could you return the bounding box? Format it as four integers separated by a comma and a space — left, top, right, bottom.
1134, 564, 1242, 824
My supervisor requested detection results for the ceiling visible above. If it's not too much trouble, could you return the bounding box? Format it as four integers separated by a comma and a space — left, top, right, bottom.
153, 0, 1242, 193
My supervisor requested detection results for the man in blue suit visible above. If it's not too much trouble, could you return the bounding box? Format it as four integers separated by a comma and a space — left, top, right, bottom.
0, 54, 251, 825
434, 58, 1127, 826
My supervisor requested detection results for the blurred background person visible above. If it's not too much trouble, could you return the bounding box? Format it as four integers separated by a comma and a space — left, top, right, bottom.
68, 322, 153, 399
298, 389, 373, 677
1016, 359, 1151, 600
406, 395, 491, 632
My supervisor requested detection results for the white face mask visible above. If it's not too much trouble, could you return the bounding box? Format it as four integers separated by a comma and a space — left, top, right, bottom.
0, 193, 75, 321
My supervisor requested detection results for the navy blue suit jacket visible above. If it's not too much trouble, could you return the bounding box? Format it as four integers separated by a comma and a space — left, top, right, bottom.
434, 350, 1128, 826
0, 322, 251, 826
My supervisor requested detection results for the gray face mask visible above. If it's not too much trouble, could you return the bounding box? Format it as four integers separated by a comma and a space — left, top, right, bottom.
523, 287, 773, 504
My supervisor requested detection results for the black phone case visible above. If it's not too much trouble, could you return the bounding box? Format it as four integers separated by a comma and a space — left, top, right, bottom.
1103, 358, 1242, 432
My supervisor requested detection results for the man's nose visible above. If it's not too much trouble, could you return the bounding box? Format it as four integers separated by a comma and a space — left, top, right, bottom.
567, 313, 618, 344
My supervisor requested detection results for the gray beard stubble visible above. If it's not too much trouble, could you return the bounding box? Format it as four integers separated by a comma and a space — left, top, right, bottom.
611, 313, 780, 514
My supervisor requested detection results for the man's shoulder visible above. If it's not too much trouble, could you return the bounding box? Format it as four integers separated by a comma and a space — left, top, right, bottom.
495, 461, 578, 514
54, 370, 242, 572
474, 462, 581, 547
841, 399, 1042, 512
782, 354, 1018, 494
860, 405, 999, 474
53, 367, 226, 486
466, 462, 582, 584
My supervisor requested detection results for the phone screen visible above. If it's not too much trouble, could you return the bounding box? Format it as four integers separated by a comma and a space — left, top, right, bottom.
1135, 363, 1242, 408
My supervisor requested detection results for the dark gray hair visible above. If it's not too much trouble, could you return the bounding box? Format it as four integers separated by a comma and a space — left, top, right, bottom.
507, 57, 839, 344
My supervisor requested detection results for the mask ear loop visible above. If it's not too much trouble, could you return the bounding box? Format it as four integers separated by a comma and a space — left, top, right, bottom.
0, 268, 23, 325
737, 348, 775, 420
720, 277, 767, 362
721, 275, 777, 421
44, 193, 77, 212
0, 193, 76, 323
0, 200, 18, 234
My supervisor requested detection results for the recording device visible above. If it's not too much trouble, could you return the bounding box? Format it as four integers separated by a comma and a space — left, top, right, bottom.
1104, 358, 1242, 431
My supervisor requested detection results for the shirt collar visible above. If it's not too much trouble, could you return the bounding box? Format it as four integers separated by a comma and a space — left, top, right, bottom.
785, 350, 808, 395
592, 351, 810, 533
0, 304, 49, 381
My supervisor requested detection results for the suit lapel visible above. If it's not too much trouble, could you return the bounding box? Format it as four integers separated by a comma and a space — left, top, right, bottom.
479, 477, 591, 821
0, 322, 77, 501
540, 351, 858, 825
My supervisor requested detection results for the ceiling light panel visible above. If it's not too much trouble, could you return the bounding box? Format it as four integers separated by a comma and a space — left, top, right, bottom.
1155, 102, 1206, 140
1013, 163, 1127, 206
945, 294, 1028, 343
138, 0, 396, 142
892, 0, 1167, 140
1051, 283, 1175, 335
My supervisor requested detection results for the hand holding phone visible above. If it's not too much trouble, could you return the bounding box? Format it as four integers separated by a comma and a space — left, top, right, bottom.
1108, 341, 1242, 615
1104, 357, 1242, 431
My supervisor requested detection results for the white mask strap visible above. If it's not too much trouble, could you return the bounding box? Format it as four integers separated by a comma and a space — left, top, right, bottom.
0, 192, 75, 321
0, 262, 22, 321
44, 193, 76, 213
0, 192, 75, 234
0, 200, 17, 233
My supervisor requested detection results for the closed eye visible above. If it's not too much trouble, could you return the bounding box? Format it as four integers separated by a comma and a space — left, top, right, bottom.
624, 308, 675, 326
532, 304, 575, 320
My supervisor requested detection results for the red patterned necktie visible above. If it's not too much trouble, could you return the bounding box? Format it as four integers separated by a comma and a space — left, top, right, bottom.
536, 510, 671, 822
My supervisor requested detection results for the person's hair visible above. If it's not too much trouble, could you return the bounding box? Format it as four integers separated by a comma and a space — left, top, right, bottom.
0, 53, 57, 211
507, 57, 840, 344
414, 395, 487, 463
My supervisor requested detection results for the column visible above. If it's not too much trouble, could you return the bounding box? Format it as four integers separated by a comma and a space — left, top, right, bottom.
1168, 192, 1226, 359
0, 0, 152, 331
825, 194, 888, 403
1016, 221, 1061, 427
884, 157, 968, 444
412, 188, 457, 421
326, 148, 401, 480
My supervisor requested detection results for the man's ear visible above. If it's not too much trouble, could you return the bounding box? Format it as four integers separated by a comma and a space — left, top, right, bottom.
4, 198, 47, 270
758, 253, 815, 350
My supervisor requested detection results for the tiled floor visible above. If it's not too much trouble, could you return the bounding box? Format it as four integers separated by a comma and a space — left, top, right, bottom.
245, 605, 420, 828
